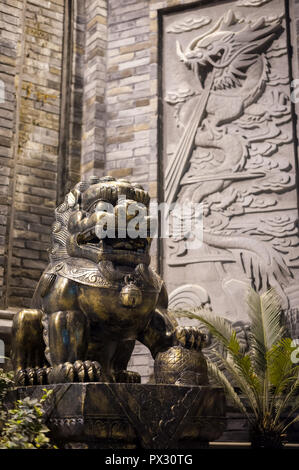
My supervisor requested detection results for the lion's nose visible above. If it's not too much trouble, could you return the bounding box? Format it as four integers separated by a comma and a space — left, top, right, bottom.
114, 199, 147, 223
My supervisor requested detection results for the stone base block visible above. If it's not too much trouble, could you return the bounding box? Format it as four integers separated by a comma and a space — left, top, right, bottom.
6, 383, 226, 449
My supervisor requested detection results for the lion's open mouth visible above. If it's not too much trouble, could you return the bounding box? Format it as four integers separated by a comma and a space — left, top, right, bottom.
77, 228, 148, 254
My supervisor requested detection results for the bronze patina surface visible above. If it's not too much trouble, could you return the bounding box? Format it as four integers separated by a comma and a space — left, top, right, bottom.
6, 383, 226, 449
11, 177, 208, 386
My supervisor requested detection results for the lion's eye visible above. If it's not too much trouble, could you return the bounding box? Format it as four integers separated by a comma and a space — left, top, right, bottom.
94, 201, 114, 213
89, 203, 97, 213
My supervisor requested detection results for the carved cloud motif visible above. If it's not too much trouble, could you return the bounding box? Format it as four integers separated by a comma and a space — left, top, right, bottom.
166, 16, 211, 34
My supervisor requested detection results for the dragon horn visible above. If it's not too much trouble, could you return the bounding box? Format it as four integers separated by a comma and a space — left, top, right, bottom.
185, 16, 224, 55
176, 40, 185, 62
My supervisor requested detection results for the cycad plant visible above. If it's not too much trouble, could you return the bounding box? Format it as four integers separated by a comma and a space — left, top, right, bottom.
175, 288, 299, 448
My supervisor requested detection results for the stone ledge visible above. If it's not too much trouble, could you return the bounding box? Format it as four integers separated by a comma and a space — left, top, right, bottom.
0, 308, 17, 336
0, 309, 17, 369
0, 308, 18, 319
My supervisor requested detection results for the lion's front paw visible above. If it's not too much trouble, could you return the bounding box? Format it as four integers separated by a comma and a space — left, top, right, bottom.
175, 326, 206, 351
48, 360, 102, 384
115, 370, 141, 383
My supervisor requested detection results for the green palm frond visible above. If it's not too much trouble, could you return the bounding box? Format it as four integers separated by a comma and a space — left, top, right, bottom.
176, 308, 262, 395
175, 307, 264, 407
207, 359, 248, 417
281, 410, 299, 434
228, 330, 240, 355
267, 338, 296, 392
175, 308, 233, 349
173, 287, 299, 447
247, 288, 286, 420
247, 288, 285, 376
210, 349, 259, 417
273, 373, 299, 430
236, 353, 261, 395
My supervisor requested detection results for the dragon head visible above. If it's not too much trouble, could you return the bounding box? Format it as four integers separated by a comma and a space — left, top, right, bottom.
177, 30, 233, 66
50, 176, 156, 267
176, 12, 282, 90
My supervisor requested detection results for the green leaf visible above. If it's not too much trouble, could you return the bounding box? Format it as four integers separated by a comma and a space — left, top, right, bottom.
0, 377, 57, 449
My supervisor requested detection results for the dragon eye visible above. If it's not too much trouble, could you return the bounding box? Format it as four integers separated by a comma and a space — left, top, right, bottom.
207, 44, 213, 51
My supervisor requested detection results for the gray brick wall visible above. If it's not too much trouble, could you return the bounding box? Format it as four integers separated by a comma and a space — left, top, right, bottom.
81, 0, 107, 180
0, 0, 63, 308
0, 0, 22, 306
0, 0, 84, 308
6, 0, 65, 308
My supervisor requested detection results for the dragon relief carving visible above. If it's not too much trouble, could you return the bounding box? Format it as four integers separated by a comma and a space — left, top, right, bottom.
11, 177, 208, 386
164, 8, 298, 306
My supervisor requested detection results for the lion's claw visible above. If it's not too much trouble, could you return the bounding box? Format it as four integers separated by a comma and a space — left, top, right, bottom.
15, 366, 51, 386
48, 360, 102, 384
115, 370, 141, 383
175, 326, 206, 351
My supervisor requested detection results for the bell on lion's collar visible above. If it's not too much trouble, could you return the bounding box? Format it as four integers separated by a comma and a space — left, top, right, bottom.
120, 282, 142, 308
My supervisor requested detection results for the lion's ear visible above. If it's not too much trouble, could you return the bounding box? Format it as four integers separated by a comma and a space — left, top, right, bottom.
66, 189, 82, 209
67, 180, 91, 209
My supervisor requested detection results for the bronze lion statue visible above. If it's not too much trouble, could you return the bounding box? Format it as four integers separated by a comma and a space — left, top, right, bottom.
11, 176, 208, 385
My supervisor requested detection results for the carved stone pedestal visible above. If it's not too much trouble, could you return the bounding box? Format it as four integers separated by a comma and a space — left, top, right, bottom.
7, 383, 226, 449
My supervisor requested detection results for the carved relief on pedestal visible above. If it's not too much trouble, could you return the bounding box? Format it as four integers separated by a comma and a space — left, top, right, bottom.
162, 0, 299, 319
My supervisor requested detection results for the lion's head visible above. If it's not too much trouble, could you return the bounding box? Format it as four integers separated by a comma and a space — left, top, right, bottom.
50, 176, 156, 267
